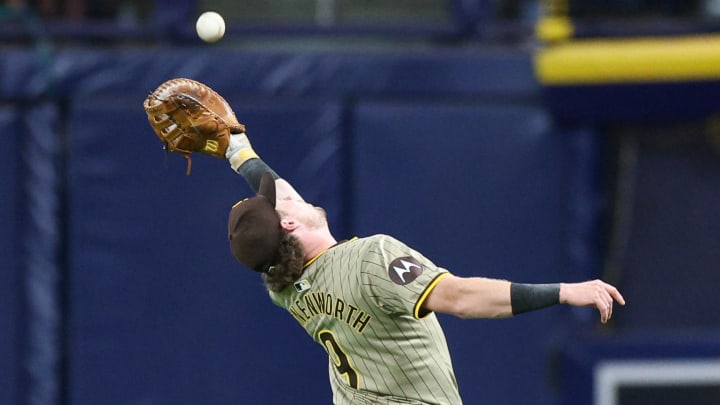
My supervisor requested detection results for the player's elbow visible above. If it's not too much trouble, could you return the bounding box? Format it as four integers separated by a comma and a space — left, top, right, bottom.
435, 292, 506, 319
426, 291, 483, 319
451, 300, 508, 319
449, 283, 509, 319
444, 299, 475, 319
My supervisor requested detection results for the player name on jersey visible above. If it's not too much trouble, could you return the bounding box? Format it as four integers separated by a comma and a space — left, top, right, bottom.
287, 291, 372, 334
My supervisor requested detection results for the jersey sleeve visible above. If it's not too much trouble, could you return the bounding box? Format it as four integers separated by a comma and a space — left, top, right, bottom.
359, 235, 450, 319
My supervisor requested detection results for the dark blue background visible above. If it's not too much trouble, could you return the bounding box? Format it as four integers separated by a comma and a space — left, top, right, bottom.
3, 46, 720, 405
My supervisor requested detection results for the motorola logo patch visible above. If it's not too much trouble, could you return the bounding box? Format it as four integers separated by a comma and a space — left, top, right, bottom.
388, 256, 423, 285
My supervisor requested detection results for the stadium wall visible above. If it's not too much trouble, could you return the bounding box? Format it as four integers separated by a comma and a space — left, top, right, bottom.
1, 44, 719, 405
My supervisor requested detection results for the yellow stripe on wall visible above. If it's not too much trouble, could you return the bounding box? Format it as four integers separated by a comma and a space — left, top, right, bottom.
535, 35, 720, 85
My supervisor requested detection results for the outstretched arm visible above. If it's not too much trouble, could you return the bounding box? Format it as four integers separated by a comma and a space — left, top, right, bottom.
424, 275, 625, 324
226, 133, 304, 201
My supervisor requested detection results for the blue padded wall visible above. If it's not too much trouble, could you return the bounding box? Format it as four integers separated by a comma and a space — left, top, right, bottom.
1, 37, 718, 405
352, 102, 574, 405
614, 135, 720, 329
49, 48, 536, 100
0, 107, 19, 405
2, 46, 617, 405
66, 97, 343, 405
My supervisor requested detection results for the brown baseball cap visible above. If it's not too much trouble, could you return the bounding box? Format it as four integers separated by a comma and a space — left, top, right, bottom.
228, 172, 281, 272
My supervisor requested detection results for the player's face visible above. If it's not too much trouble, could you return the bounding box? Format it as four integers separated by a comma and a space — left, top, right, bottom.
276, 198, 328, 230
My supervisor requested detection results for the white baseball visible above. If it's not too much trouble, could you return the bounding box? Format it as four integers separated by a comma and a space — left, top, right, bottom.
196, 11, 225, 43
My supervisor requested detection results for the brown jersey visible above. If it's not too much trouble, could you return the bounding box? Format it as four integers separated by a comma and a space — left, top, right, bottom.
269, 234, 462, 405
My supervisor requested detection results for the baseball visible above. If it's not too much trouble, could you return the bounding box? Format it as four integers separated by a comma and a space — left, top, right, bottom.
196, 11, 225, 43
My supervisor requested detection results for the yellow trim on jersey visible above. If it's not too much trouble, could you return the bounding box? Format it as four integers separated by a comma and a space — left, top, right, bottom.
414, 272, 450, 320
535, 35, 720, 85
303, 251, 326, 269
304, 237, 359, 269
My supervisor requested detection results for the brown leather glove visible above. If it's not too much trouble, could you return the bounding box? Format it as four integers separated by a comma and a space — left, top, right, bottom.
143, 78, 246, 174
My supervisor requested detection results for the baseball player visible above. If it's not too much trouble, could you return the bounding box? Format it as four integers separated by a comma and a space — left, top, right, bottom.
144, 79, 626, 405
224, 135, 625, 404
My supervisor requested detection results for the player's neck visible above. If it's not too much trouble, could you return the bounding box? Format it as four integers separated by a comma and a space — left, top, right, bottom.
302, 230, 337, 263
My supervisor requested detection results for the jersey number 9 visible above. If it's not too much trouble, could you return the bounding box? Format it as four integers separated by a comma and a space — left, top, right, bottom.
318, 330, 359, 389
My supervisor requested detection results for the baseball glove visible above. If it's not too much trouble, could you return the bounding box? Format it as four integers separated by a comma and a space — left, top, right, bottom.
143, 78, 246, 174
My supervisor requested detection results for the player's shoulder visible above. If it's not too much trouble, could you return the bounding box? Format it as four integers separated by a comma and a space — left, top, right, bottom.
350, 234, 414, 257
360, 233, 401, 242
354, 234, 403, 247
356, 234, 384, 242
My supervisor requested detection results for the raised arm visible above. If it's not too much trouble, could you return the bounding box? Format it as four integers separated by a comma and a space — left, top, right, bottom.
226, 132, 304, 201
424, 275, 625, 324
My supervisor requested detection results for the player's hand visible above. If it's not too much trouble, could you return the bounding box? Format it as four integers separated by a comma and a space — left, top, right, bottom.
559, 280, 625, 323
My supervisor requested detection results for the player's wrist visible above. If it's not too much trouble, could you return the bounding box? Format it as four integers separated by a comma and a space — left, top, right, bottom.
510, 283, 560, 315
226, 132, 259, 171
235, 159, 278, 193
